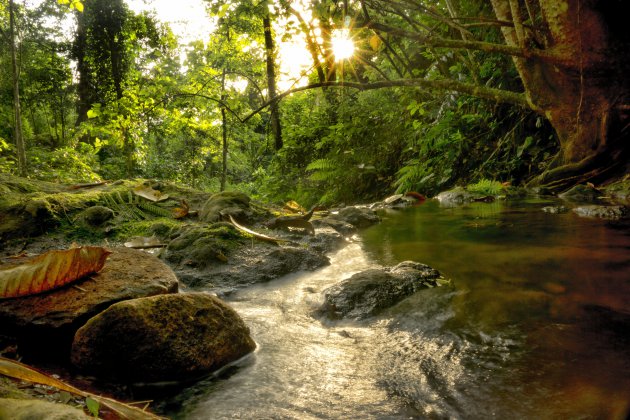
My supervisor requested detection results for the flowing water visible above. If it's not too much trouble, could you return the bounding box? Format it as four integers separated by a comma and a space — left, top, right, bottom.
162, 198, 630, 419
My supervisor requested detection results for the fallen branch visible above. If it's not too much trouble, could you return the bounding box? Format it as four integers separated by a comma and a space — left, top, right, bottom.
228, 215, 281, 245
68, 181, 108, 190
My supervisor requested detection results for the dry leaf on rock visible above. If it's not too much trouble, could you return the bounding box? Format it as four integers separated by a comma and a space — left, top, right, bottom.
172, 199, 190, 219
132, 185, 169, 202
0, 247, 111, 299
283, 200, 306, 213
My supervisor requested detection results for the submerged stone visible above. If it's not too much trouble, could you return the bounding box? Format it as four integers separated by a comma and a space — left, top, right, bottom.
435, 187, 477, 207
572, 205, 628, 219
542, 205, 568, 214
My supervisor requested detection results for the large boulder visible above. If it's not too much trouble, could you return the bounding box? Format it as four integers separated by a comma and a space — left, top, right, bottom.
71, 292, 256, 383
0, 247, 179, 357
0, 398, 89, 420
200, 191, 252, 223
318, 261, 445, 320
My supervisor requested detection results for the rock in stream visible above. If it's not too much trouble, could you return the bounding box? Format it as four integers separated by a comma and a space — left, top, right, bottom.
318, 261, 445, 320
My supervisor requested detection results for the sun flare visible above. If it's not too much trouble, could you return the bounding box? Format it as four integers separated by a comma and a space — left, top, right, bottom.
331, 29, 355, 61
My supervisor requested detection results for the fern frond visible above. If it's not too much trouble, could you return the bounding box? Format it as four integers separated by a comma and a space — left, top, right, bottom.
306, 158, 335, 172
138, 201, 173, 218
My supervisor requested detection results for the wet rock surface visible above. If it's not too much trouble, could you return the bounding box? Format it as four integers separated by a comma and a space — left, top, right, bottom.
312, 217, 357, 236
0, 247, 179, 356
71, 292, 256, 383
326, 206, 380, 228
542, 205, 568, 214
572, 205, 628, 219
435, 187, 479, 207
318, 261, 445, 320
175, 243, 330, 296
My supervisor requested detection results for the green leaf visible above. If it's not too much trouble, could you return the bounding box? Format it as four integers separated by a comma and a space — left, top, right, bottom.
86, 109, 99, 119
86, 396, 100, 417
517, 136, 534, 157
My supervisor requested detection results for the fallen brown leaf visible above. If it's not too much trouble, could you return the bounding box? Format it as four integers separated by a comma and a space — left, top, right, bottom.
0, 247, 111, 299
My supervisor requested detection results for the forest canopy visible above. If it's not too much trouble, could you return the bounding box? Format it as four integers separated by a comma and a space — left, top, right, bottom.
1, 0, 628, 205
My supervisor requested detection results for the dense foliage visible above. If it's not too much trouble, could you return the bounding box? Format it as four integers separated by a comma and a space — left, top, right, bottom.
4, 0, 624, 205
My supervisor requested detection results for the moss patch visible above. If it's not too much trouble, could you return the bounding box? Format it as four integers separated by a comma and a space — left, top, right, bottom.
0, 377, 29, 399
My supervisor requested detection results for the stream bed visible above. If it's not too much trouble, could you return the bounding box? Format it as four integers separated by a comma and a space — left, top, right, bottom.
161, 198, 630, 419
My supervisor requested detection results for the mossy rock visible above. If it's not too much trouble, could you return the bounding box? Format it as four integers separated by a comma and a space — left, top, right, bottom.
200, 191, 252, 223
603, 178, 630, 202
70, 293, 256, 382
166, 225, 243, 267
0, 398, 89, 419
111, 217, 182, 240
558, 184, 602, 202
0, 378, 30, 399
77, 205, 114, 228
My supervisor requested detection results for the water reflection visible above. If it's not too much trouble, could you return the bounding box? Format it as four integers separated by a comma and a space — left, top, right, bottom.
362, 199, 630, 418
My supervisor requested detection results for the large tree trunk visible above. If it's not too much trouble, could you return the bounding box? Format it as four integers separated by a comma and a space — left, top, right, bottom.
9, 0, 27, 177
491, 0, 630, 190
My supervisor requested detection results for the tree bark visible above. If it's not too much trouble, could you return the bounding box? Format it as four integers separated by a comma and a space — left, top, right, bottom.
74, 6, 91, 126
9, 0, 27, 177
220, 70, 228, 192
263, 14, 282, 150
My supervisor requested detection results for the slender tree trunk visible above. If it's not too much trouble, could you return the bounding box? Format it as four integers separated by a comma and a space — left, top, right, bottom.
220, 69, 228, 192
263, 14, 282, 150
60, 90, 67, 143
9, 0, 27, 177
74, 7, 90, 126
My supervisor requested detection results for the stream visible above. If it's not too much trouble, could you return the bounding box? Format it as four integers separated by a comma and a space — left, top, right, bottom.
161, 198, 630, 419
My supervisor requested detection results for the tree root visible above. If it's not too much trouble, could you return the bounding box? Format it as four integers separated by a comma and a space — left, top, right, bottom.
527, 147, 629, 192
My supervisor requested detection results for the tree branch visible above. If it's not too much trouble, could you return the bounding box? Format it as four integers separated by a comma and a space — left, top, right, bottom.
360, 20, 571, 66
166, 93, 243, 123
242, 79, 530, 123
